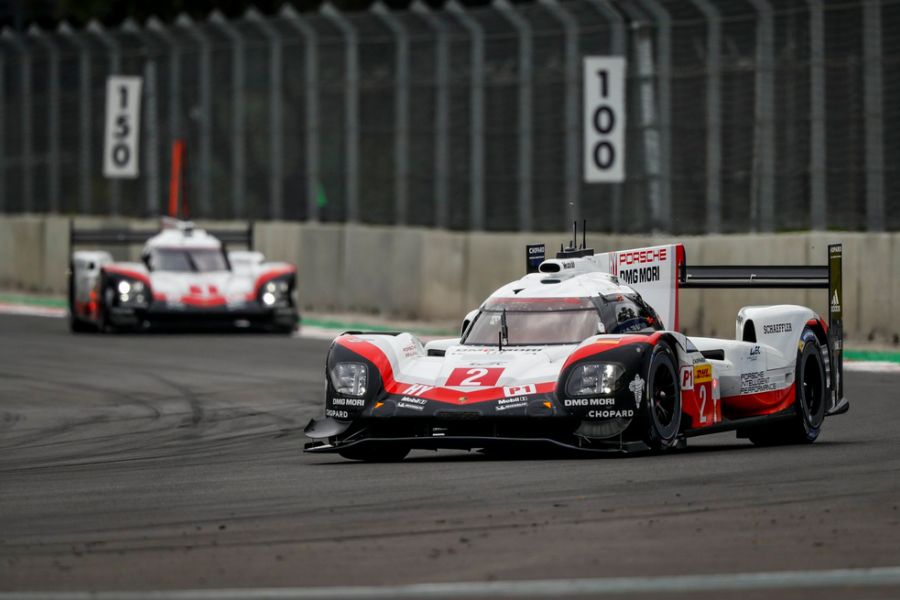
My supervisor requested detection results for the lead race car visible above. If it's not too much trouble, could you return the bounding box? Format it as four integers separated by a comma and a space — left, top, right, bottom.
68, 218, 298, 333
306, 226, 846, 460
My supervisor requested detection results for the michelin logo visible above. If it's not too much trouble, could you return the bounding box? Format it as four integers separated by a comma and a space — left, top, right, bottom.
629, 374, 644, 409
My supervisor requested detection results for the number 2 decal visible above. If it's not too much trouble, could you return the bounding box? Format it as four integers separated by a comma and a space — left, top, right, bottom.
696, 382, 718, 425
445, 367, 504, 387
698, 385, 708, 424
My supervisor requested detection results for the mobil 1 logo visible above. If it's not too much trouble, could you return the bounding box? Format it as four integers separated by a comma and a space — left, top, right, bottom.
583, 57, 626, 183
103, 76, 143, 179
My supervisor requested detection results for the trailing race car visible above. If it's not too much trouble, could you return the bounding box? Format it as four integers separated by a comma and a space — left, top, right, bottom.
68, 218, 298, 333
305, 226, 847, 460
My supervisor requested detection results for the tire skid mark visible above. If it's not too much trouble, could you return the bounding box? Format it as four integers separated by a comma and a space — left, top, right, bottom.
3, 485, 895, 559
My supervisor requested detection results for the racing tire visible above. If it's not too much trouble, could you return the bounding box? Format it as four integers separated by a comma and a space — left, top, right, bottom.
640, 343, 682, 451
338, 445, 410, 462
749, 327, 826, 446
95, 277, 116, 334
68, 268, 96, 333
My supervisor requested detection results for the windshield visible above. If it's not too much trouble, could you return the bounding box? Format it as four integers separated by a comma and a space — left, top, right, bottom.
462, 295, 663, 346
463, 298, 601, 346
147, 248, 229, 273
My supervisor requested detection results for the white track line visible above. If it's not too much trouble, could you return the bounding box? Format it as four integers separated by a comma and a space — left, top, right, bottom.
4, 567, 900, 599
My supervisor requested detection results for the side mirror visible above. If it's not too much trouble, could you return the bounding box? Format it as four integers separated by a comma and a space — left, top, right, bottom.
461, 308, 479, 337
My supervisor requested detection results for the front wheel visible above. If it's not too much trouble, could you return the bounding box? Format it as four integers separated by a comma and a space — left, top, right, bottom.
639, 343, 682, 451
749, 327, 826, 446
68, 269, 96, 333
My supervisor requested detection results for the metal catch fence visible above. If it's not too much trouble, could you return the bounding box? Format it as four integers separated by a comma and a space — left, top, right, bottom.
0, 0, 898, 233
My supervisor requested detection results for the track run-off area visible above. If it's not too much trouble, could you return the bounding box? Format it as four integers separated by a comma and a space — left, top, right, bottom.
2, 313, 900, 599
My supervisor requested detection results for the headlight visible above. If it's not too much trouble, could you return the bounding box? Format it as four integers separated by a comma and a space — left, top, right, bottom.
114, 279, 148, 307
566, 363, 624, 397
330, 362, 368, 397
259, 278, 291, 307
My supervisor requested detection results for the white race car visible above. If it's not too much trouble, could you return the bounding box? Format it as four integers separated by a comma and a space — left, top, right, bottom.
306, 227, 846, 460
68, 219, 298, 333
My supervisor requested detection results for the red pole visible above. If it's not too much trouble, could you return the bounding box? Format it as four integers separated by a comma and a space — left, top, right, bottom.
168, 139, 185, 218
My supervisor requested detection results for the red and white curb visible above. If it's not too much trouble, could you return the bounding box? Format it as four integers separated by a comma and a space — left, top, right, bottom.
0, 302, 66, 318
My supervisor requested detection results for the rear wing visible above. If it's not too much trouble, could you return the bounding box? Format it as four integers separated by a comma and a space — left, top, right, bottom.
69, 220, 254, 250
679, 244, 844, 407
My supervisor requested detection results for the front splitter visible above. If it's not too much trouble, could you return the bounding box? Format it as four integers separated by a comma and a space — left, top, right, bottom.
304, 434, 650, 455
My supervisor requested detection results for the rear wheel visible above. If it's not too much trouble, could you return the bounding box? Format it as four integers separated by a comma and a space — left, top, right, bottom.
640, 343, 682, 451
749, 327, 826, 446
338, 445, 410, 462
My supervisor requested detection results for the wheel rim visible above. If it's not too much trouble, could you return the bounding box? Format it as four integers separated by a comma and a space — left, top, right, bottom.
801, 351, 825, 427
651, 361, 678, 432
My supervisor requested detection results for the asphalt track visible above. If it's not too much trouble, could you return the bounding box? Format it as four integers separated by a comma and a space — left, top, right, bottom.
1, 314, 900, 599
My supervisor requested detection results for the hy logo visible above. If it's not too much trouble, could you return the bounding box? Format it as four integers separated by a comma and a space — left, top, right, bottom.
402, 384, 434, 397
628, 374, 644, 409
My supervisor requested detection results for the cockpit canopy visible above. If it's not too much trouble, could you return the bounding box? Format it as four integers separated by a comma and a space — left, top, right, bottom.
144, 247, 229, 273
462, 295, 662, 346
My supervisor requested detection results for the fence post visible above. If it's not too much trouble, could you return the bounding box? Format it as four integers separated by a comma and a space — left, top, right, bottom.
321, 4, 359, 223
410, 1, 449, 229
371, 2, 410, 226
617, 3, 662, 233
747, 0, 775, 232
175, 14, 211, 218
147, 17, 182, 185
246, 8, 284, 221
447, 0, 485, 231
123, 19, 162, 217
0, 49, 4, 212
59, 24, 92, 214
29, 26, 60, 214
87, 20, 122, 216
637, 0, 672, 231
863, 0, 884, 232
280, 6, 320, 222
690, 0, 722, 234
494, 0, 533, 232
538, 0, 579, 235
584, 0, 626, 231
807, 0, 826, 231
2, 30, 32, 214
141, 59, 159, 217
209, 11, 246, 220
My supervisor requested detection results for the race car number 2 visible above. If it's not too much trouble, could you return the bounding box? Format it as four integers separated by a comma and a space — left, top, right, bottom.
445, 367, 504, 387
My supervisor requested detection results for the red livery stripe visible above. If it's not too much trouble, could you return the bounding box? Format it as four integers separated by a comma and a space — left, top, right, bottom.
253, 266, 296, 297
722, 386, 795, 419
181, 295, 227, 307
102, 266, 151, 286
561, 332, 662, 371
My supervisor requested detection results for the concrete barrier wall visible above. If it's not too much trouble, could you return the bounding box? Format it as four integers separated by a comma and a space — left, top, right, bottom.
0, 214, 895, 344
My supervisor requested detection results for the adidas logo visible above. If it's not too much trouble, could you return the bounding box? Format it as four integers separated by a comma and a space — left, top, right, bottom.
831, 289, 841, 312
